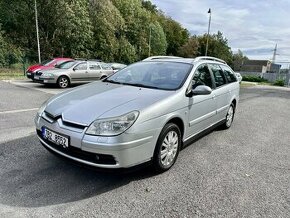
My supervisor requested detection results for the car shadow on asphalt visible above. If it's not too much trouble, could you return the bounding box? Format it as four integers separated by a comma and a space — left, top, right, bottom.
0, 135, 158, 208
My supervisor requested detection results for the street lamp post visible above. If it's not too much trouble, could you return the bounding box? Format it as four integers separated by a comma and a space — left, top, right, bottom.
205, 8, 212, 56
35, 0, 41, 63
148, 25, 152, 57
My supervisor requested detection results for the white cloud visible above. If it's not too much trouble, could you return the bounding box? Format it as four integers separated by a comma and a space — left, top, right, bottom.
151, 0, 290, 63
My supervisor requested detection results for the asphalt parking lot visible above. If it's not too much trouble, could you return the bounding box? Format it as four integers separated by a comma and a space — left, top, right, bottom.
0, 80, 289, 217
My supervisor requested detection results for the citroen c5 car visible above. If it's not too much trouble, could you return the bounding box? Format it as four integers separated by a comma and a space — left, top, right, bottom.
36, 60, 114, 88
35, 56, 239, 172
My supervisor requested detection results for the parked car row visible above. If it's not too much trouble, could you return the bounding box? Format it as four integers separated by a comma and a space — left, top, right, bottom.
26, 58, 127, 88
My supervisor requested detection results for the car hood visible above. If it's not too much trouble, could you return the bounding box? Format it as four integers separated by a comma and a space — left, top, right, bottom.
28, 64, 56, 72
28, 64, 41, 72
44, 82, 173, 126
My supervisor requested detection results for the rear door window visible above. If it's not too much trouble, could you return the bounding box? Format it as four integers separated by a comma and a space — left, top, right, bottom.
74, 62, 87, 70
89, 62, 101, 70
209, 64, 226, 88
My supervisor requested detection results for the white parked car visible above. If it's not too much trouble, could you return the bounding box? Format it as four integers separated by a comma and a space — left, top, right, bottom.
235, 73, 242, 83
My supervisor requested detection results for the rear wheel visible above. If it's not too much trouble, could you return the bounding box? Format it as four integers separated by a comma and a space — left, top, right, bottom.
153, 123, 181, 173
57, 76, 70, 88
221, 103, 235, 129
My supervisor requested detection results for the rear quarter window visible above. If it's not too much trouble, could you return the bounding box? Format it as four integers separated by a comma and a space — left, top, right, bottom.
221, 65, 237, 83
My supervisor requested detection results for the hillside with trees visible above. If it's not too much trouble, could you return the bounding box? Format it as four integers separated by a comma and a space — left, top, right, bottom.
0, 0, 239, 67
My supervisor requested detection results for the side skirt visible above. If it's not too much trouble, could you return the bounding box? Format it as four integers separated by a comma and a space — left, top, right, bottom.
182, 119, 226, 149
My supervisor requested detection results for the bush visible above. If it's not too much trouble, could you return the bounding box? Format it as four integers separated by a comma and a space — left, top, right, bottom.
242, 75, 268, 83
273, 79, 285, 87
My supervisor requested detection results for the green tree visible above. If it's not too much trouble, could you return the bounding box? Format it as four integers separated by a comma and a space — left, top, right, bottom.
158, 16, 189, 56
177, 36, 199, 58
89, 0, 125, 61
0, 26, 22, 67
0, 0, 93, 60
232, 49, 248, 71
149, 22, 167, 56
118, 37, 137, 64
197, 31, 233, 64
112, 0, 153, 60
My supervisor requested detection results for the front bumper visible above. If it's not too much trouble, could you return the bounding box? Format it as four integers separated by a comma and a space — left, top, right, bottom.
26, 71, 34, 79
38, 77, 56, 84
35, 115, 156, 168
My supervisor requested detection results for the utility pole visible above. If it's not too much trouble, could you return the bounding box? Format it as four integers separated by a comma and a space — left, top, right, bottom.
205, 8, 212, 56
272, 43, 277, 63
35, 0, 41, 63
148, 25, 152, 57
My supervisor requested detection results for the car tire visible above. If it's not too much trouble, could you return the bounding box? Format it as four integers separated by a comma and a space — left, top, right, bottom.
57, 76, 70, 88
221, 103, 235, 129
100, 76, 107, 80
153, 123, 181, 173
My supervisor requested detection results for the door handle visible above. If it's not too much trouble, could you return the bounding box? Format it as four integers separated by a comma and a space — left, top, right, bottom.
212, 94, 216, 99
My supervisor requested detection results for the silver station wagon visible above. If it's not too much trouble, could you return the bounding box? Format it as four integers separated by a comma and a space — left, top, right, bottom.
35, 60, 114, 88
35, 56, 239, 172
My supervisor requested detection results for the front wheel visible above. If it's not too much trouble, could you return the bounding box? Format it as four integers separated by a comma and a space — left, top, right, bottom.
57, 76, 70, 88
153, 123, 181, 173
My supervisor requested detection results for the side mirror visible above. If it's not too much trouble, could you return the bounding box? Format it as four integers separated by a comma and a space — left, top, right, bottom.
73, 68, 76, 71
186, 85, 212, 97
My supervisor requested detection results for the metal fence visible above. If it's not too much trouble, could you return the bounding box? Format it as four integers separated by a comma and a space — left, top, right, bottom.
239, 71, 290, 87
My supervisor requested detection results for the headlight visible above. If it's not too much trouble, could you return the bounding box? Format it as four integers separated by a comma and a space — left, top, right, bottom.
42, 73, 54, 77
86, 111, 139, 136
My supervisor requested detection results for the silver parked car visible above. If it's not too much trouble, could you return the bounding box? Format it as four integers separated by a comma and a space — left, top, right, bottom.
35, 60, 114, 88
107, 63, 127, 72
235, 72, 242, 83
35, 56, 239, 172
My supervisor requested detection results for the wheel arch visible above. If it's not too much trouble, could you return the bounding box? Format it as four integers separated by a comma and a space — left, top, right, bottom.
164, 116, 185, 142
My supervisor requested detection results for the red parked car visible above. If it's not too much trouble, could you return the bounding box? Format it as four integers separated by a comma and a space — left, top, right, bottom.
26, 57, 73, 80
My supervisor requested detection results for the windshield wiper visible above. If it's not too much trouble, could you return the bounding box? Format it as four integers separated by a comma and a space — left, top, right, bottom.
105, 79, 123, 85
125, 83, 162, 90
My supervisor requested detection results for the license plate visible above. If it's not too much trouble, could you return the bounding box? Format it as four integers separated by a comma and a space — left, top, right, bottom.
27, 72, 31, 75
42, 127, 69, 148
34, 76, 39, 80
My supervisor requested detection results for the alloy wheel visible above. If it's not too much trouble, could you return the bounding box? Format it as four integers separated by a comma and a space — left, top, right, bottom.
160, 130, 179, 166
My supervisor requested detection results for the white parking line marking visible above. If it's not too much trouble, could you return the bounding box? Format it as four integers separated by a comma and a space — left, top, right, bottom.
0, 108, 39, 114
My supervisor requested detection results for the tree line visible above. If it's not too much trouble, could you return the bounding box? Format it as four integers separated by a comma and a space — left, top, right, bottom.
0, 0, 247, 69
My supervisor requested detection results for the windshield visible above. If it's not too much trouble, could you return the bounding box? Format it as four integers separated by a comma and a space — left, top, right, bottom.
56, 61, 76, 69
105, 61, 192, 90
41, 59, 54, 66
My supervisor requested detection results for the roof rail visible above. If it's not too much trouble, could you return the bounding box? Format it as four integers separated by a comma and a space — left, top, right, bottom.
74, 58, 102, 62
194, 56, 226, 64
143, 56, 182, 61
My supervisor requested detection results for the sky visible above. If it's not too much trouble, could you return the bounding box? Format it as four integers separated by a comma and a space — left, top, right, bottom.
151, 0, 290, 63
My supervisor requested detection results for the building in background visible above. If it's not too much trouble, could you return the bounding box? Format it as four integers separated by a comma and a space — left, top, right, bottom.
239, 60, 281, 74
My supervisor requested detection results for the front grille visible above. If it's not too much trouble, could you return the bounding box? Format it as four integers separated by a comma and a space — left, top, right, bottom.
37, 130, 117, 165
35, 71, 43, 76
42, 112, 60, 123
62, 120, 86, 130
42, 112, 86, 130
